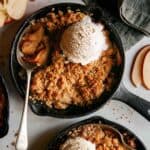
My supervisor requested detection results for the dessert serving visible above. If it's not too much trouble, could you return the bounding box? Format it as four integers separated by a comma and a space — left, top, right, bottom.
60, 124, 136, 150
19, 8, 121, 110
11, 4, 150, 120
48, 117, 146, 150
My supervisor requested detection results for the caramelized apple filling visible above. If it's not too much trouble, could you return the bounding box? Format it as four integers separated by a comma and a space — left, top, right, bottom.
0, 0, 12, 27
20, 23, 50, 66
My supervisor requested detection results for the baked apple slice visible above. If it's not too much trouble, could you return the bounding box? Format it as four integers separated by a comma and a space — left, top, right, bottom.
21, 25, 44, 55
142, 50, 150, 90
131, 45, 150, 87
22, 36, 50, 66
22, 49, 49, 66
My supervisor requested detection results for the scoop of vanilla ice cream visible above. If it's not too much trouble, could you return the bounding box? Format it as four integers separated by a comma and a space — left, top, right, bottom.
60, 137, 96, 150
60, 16, 110, 65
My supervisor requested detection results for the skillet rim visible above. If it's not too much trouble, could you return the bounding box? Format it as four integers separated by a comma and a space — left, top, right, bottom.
10, 3, 125, 118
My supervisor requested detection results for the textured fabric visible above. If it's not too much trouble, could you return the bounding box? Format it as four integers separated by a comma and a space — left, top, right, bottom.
83, 0, 150, 50
120, 0, 150, 35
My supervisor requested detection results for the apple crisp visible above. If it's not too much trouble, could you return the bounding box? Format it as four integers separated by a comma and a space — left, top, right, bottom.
20, 9, 121, 109
30, 47, 117, 109
66, 123, 136, 150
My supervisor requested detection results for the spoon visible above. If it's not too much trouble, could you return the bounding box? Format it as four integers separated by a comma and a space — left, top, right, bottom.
99, 124, 135, 150
16, 49, 37, 150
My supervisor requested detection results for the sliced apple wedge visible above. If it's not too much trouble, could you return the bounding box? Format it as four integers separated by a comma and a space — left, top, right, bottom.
142, 50, 150, 90
131, 45, 150, 87
0, 0, 8, 27
7, 0, 28, 20
0, 10, 7, 27
0, 1, 13, 27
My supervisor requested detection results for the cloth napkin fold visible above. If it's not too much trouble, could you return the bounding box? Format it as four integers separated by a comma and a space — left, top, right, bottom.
83, 0, 150, 50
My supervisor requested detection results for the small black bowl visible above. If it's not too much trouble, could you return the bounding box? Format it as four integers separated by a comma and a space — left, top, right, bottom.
0, 73, 9, 138
10, 3, 124, 118
48, 116, 146, 150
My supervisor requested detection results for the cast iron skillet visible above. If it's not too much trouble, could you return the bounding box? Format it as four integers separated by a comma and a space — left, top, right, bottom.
48, 116, 146, 150
0, 72, 9, 138
10, 3, 150, 120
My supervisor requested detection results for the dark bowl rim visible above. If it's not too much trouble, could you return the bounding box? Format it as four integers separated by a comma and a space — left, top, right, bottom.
10, 2, 125, 118
48, 116, 146, 150
0, 72, 9, 138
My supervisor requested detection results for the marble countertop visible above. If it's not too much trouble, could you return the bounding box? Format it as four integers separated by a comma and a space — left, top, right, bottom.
0, 0, 150, 150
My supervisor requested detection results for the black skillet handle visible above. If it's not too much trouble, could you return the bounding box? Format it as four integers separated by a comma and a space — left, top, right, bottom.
112, 83, 150, 121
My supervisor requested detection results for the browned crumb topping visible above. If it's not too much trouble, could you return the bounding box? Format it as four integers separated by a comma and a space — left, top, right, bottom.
46, 10, 85, 31
66, 124, 136, 150
20, 9, 120, 109
30, 47, 117, 109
